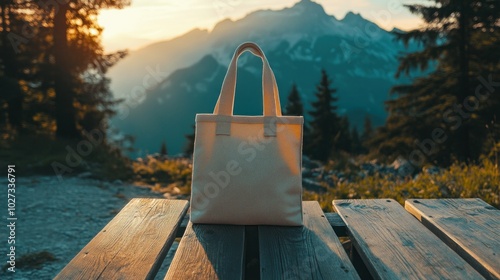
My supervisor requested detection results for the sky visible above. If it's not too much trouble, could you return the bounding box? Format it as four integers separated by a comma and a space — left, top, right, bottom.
98, 0, 425, 52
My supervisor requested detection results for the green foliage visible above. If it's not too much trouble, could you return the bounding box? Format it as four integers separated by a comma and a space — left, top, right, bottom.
184, 125, 195, 156
305, 69, 340, 161
372, 0, 500, 164
0, 132, 133, 181
284, 83, 304, 116
0, 0, 130, 139
350, 127, 362, 155
160, 140, 168, 156
361, 116, 373, 146
305, 159, 500, 212
335, 116, 352, 153
132, 156, 192, 195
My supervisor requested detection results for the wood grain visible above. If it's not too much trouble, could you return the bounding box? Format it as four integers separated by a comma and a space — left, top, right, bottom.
164, 222, 245, 280
259, 201, 360, 280
405, 198, 500, 280
176, 212, 347, 238
333, 199, 484, 280
55, 198, 188, 280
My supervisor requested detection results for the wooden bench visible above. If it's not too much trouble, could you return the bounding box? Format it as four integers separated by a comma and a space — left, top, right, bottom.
57, 198, 499, 279
405, 198, 500, 280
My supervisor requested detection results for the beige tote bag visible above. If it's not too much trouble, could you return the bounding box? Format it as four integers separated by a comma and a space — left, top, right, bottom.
190, 42, 303, 226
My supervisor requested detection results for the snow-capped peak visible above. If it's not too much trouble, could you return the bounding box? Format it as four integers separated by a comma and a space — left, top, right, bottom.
290, 0, 328, 16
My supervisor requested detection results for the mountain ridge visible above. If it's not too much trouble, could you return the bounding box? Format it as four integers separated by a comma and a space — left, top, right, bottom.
108, 0, 420, 156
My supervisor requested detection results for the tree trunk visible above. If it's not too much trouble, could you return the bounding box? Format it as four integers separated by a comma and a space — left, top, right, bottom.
457, 0, 471, 161
0, 2, 23, 130
53, 2, 78, 138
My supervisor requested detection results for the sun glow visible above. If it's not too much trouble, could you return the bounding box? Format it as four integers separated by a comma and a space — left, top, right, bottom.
97, 0, 423, 52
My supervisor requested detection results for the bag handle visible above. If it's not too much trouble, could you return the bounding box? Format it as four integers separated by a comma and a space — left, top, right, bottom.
213, 42, 282, 117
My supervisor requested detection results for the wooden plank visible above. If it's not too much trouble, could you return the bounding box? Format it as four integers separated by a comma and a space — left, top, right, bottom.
259, 201, 360, 280
405, 198, 500, 280
164, 222, 245, 280
333, 199, 485, 280
176, 213, 347, 238
325, 212, 347, 236
177, 215, 189, 238
55, 198, 188, 280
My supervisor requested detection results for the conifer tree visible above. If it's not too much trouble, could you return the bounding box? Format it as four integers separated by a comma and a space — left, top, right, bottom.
350, 127, 362, 154
284, 83, 304, 116
184, 125, 195, 156
160, 140, 168, 156
336, 116, 352, 153
376, 0, 500, 164
0, 0, 34, 130
305, 69, 339, 162
49, 0, 131, 138
363, 116, 373, 139
361, 116, 374, 151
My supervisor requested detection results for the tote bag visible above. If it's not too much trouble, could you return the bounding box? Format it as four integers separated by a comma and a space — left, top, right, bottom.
190, 42, 303, 226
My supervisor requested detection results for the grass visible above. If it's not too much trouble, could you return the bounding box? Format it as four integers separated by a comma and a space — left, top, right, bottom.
0, 131, 133, 181
305, 159, 500, 212
3, 130, 498, 210
132, 156, 192, 195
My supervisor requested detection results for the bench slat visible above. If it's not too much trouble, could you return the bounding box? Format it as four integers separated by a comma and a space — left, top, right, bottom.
325, 212, 348, 236
259, 201, 360, 280
176, 212, 347, 238
405, 198, 500, 280
55, 198, 188, 280
333, 199, 484, 280
164, 222, 245, 280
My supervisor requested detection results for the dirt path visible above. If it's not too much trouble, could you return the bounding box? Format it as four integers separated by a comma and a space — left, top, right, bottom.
0, 175, 179, 280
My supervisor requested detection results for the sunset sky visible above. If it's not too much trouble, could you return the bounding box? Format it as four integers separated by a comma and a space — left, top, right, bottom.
98, 0, 425, 52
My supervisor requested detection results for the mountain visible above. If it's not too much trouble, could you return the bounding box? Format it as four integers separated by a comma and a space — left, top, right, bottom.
109, 0, 420, 156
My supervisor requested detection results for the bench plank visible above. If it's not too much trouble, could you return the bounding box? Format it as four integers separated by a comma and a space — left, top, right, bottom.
333, 199, 484, 280
55, 198, 188, 280
405, 198, 500, 280
259, 201, 360, 280
176, 212, 347, 238
325, 212, 348, 236
164, 222, 245, 280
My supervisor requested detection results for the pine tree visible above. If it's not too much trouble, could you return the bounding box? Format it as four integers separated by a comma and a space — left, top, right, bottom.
361, 116, 374, 151
376, 0, 500, 164
184, 125, 195, 156
0, 0, 131, 139
0, 0, 31, 130
284, 83, 303, 116
336, 116, 352, 153
49, 0, 131, 138
363, 116, 373, 139
160, 140, 168, 156
305, 69, 339, 162
350, 127, 362, 154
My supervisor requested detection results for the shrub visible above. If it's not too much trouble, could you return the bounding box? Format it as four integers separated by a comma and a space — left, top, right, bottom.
306, 159, 500, 212
2, 251, 57, 271
132, 156, 192, 194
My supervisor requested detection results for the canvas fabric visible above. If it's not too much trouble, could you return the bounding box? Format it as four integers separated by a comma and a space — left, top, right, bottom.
190, 42, 303, 226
